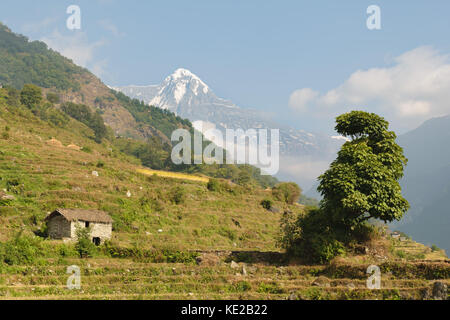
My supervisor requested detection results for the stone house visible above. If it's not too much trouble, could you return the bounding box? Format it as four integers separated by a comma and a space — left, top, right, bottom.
391, 231, 401, 239
45, 208, 113, 245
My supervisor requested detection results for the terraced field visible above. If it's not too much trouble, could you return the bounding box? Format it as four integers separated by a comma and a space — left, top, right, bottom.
0, 120, 285, 250
1, 94, 448, 301
1, 255, 448, 300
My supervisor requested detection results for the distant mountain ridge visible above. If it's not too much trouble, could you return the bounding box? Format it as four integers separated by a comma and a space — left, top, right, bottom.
116, 68, 341, 156
115, 69, 343, 187
392, 115, 450, 253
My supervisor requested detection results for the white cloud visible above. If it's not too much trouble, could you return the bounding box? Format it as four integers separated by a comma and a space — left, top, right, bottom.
98, 20, 125, 37
41, 30, 108, 77
289, 47, 450, 131
288, 88, 318, 112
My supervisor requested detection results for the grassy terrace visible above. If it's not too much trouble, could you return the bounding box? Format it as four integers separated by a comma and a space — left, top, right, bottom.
0, 105, 287, 250
1, 258, 448, 300
0, 99, 449, 300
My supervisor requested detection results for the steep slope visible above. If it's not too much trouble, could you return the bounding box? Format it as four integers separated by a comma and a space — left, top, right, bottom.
393, 115, 450, 253
116, 69, 343, 188
0, 87, 287, 249
0, 22, 186, 142
0, 24, 279, 188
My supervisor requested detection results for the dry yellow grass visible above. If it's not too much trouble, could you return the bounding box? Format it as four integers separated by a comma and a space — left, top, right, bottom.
137, 168, 209, 183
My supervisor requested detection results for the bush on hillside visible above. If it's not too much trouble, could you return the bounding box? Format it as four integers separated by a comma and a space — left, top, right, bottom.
75, 226, 97, 258
207, 178, 221, 192
261, 199, 273, 210
20, 84, 42, 109
0, 234, 43, 265
431, 244, 441, 252
272, 182, 302, 205
235, 171, 251, 186
279, 209, 346, 264
170, 186, 186, 205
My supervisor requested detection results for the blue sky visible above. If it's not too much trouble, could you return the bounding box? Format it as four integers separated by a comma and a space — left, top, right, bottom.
1, 0, 450, 134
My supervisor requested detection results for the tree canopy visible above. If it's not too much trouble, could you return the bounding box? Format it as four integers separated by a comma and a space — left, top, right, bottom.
272, 182, 302, 205
318, 111, 409, 225
61, 102, 107, 143
20, 84, 42, 109
0, 23, 82, 90
280, 111, 410, 263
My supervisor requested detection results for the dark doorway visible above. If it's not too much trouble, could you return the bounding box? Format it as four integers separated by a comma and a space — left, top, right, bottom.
92, 237, 101, 246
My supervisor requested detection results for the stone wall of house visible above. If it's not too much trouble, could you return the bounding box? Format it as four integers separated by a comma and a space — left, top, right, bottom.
70, 221, 112, 243
47, 215, 72, 239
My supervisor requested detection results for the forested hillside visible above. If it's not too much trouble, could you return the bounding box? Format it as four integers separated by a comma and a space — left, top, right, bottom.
0, 23, 82, 91
0, 22, 277, 188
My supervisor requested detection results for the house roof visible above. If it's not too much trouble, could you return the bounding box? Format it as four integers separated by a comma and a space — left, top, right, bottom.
46, 208, 113, 224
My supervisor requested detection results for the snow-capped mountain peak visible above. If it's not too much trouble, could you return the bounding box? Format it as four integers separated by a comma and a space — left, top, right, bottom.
155, 68, 210, 106
169, 68, 208, 90
118, 68, 236, 113
114, 69, 344, 188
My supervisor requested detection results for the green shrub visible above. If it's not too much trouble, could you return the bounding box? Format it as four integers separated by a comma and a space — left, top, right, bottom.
81, 146, 92, 153
272, 182, 302, 204
235, 171, 251, 186
279, 208, 346, 264
102, 242, 198, 263
235, 281, 252, 292
207, 178, 221, 192
0, 235, 42, 265
96, 160, 105, 168
431, 244, 441, 252
257, 282, 284, 294
2, 126, 10, 140
261, 199, 273, 210
20, 84, 42, 109
57, 243, 77, 257
170, 186, 186, 205
6, 178, 24, 194
75, 226, 97, 258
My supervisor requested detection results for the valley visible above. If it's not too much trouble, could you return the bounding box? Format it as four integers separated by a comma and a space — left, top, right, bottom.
0, 21, 448, 301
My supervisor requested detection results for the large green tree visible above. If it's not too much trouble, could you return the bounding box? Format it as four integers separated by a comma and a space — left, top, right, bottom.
279, 111, 410, 263
318, 111, 409, 226
20, 84, 42, 109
